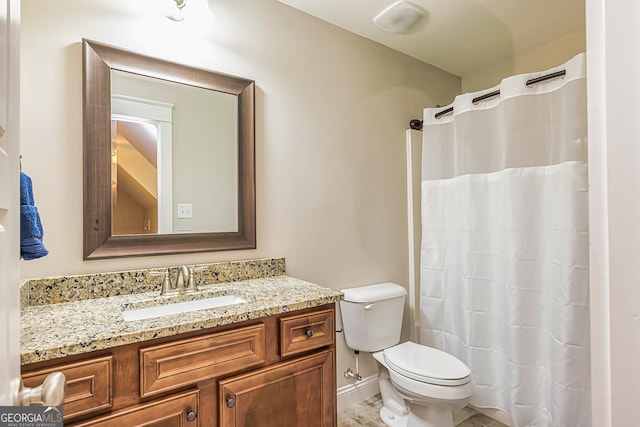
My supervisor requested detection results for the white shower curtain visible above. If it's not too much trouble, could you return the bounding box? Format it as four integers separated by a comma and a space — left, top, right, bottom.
419, 53, 590, 427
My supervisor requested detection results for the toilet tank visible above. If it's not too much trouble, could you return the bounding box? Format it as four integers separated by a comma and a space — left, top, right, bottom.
339, 282, 407, 352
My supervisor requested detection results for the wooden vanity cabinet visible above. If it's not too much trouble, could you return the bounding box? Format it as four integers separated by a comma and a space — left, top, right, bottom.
21, 304, 337, 427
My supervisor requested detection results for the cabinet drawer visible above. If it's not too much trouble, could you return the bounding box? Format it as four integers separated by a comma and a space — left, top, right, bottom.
70, 389, 200, 427
22, 355, 112, 422
140, 323, 265, 398
279, 308, 334, 357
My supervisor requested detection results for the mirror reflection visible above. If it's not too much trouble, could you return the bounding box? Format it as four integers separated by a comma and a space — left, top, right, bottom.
110, 70, 239, 236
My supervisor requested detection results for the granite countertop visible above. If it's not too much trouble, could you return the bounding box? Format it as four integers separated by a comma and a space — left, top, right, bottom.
21, 276, 343, 366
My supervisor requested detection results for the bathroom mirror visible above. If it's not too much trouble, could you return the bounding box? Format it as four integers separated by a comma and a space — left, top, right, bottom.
83, 39, 255, 259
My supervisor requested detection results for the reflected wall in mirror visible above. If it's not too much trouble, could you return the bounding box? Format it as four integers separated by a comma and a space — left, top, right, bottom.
83, 39, 255, 259
110, 70, 238, 235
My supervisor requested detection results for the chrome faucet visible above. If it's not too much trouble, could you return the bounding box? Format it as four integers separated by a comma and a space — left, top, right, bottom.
175, 265, 190, 290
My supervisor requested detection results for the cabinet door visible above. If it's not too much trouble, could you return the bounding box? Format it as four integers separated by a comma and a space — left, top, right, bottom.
69, 389, 199, 427
219, 349, 335, 427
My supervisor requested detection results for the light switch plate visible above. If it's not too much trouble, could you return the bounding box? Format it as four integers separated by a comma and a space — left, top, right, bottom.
177, 203, 193, 218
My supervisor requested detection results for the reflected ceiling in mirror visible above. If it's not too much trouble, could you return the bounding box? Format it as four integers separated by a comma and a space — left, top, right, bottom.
83, 39, 255, 259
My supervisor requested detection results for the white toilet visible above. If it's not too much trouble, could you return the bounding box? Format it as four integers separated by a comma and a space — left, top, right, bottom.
340, 282, 473, 427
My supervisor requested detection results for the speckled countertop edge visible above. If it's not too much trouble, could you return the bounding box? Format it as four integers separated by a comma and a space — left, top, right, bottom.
21, 276, 343, 366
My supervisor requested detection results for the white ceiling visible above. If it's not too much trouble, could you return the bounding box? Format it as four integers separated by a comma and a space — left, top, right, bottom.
277, 0, 585, 77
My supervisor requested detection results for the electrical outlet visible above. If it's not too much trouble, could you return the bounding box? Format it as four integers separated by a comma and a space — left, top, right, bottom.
177, 203, 193, 218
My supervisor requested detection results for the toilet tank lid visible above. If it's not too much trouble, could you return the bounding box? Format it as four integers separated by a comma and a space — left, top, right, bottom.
340, 282, 407, 303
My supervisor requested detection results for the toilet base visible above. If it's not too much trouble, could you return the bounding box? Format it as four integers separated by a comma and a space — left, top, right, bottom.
379, 404, 454, 427
379, 406, 408, 427
375, 355, 460, 427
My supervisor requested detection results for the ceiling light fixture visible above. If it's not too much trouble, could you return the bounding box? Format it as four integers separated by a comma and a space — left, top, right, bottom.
373, 1, 426, 34
166, 0, 186, 21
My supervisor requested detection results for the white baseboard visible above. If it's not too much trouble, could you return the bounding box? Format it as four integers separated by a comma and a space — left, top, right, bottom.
337, 374, 380, 412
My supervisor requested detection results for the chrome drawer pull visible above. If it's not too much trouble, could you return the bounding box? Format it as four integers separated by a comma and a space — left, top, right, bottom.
186, 410, 198, 422
226, 396, 236, 408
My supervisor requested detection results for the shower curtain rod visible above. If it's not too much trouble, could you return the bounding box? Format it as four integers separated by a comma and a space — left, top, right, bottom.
408, 69, 567, 130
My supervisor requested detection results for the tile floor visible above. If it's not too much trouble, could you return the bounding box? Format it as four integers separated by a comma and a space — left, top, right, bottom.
338, 394, 509, 427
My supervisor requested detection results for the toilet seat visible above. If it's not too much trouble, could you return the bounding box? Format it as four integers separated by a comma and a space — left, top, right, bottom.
383, 341, 471, 386
386, 365, 474, 403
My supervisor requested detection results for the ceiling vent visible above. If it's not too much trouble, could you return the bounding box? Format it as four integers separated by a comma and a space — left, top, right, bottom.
373, 1, 426, 34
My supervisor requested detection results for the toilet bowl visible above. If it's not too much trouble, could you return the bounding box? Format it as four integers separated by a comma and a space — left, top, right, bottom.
373, 341, 472, 427
339, 283, 473, 427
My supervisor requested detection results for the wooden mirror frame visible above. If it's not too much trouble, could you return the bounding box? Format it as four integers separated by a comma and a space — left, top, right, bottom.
82, 39, 255, 259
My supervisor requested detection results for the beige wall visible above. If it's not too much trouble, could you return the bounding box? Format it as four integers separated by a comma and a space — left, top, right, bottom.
19, 0, 460, 387
462, 30, 586, 93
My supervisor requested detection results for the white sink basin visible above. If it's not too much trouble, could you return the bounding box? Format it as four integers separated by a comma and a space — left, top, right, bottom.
122, 295, 247, 322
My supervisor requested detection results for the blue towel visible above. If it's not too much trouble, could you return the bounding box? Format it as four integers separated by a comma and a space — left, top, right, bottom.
20, 171, 48, 260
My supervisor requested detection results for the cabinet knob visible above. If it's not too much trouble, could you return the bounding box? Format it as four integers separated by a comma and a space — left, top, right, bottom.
226, 396, 236, 408
186, 410, 198, 422
305, 328, 314, 338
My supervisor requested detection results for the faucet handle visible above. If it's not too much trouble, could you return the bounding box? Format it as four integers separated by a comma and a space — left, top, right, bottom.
185, 266, 207, 293
150, 269, 174, 296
